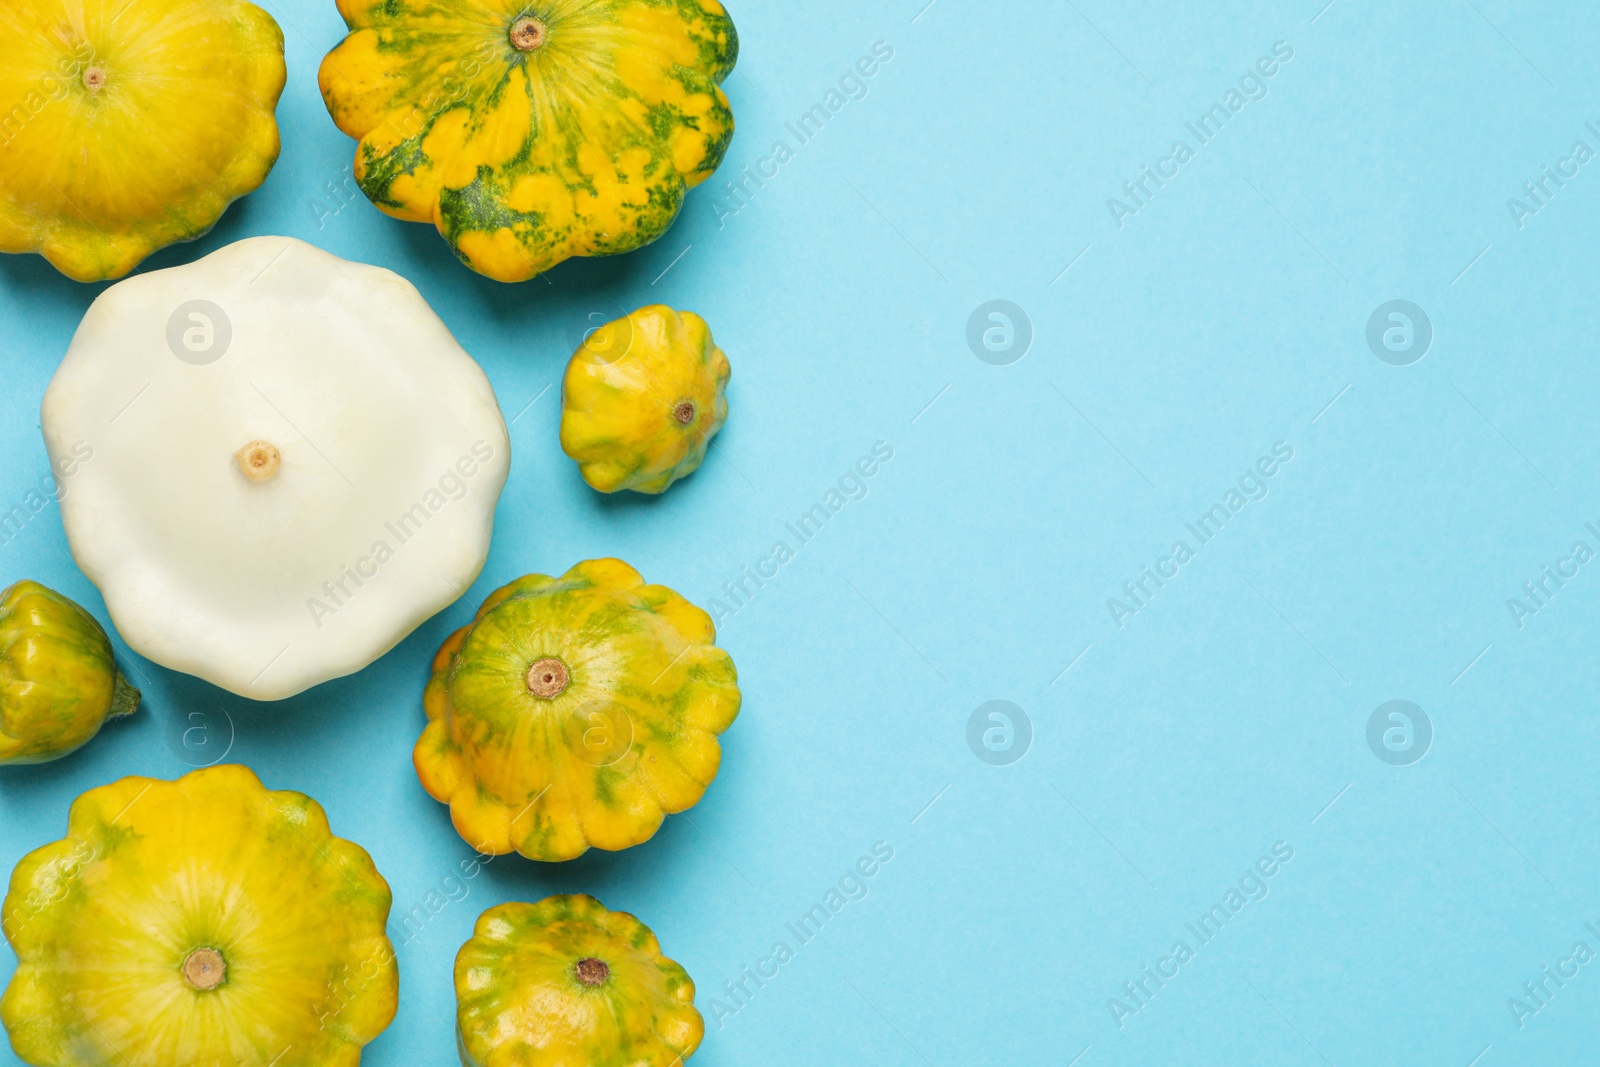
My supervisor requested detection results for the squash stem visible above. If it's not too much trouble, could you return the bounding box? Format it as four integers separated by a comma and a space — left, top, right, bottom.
526, 658, 569, 698
235, 441, 281, 481
182, 947, 226, 990
109, 670, 140, 718
575, 957, 609, 986
510, 16, 547, 51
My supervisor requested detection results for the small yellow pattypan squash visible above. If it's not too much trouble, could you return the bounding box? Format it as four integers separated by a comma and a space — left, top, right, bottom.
0, 0, 286, 281
1, 764, 398, 1067
456, 895, 702, 1067
560, 305, 730, 494
317, 0, 738, 281
0, 580, 138, 765
415, 558, 740, 861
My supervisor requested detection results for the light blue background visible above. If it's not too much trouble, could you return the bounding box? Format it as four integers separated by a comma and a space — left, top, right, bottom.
3, 0, 1599, 1063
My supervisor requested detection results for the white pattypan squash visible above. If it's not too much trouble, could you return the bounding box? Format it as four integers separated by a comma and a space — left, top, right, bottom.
40, 237, 510, 700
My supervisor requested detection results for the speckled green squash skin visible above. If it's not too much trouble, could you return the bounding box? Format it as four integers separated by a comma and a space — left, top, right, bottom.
415, 559, 740, 862
0, 581, 137, 764
319, 0, 738, 282
455, 895, 703, 1067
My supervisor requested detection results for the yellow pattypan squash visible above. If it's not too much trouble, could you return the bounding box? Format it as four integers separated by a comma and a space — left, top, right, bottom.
317, 0, 738, 282
1, 764, 398, 1067
456, 895, 702, 1067
0, 579, 138, 765
560, 305, 730, 494
0, 0, 286, 281
415, 558, 740, 861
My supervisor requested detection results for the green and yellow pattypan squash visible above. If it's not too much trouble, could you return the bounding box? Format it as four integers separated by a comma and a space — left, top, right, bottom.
0, 580, 138, 765
415, 558, 740, 861
0, 0, 285, 281
560, 304, 730, 494
455, 895, 702, 1067
1, 764, 398, 1067
317, 0, 738, 282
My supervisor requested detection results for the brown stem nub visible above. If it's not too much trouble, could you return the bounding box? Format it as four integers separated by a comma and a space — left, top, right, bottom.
82, 68, 106, 92
575, 957, 609, 986
509, 16, 547, 51
673, 401, 696, 425
526, 657, 569, 698
109, 670, 140, 718
182, 948, 226, 990
235, 441, 280, 482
